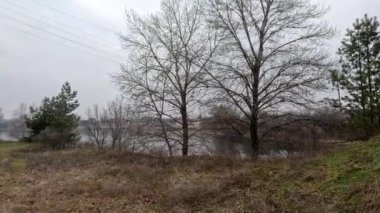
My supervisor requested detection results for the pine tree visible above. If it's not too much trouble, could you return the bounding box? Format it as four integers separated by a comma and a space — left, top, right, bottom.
25, 82, 80, 148
336, 15, 380, 130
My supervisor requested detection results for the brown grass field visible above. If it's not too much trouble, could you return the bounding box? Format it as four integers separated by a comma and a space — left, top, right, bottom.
1, 138, 380, 212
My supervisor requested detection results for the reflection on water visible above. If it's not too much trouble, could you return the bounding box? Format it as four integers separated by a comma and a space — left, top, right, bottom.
0, 129, 87, 142
0, 129, 297, 159
0, 131, 15, 141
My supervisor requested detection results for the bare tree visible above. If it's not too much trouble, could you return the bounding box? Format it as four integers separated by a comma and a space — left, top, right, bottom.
13, 103, 27, 119
86, 104, 109, 149
17, 103, 28, 138
206, 0, 334, 156
128, 71, 175, 156
8, 103, 28, 140
115, 0, 218, 156
104, 99, 130, 150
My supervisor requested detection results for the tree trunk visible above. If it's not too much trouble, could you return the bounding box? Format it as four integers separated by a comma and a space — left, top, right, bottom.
358, 44, 367, 117
181, 95, 189, 156
250, 62, 261, 158
337, 83, 343, 112
377, 99, 380, 125
311, 125, 317, 151
112, 140, 116, 150
358, 40, 367, 118
250, 118, 259, 158
158, 115, 173, 157
181, 108, 189, 156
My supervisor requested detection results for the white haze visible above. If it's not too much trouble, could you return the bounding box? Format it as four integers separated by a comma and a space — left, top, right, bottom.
0, 0, 379, 118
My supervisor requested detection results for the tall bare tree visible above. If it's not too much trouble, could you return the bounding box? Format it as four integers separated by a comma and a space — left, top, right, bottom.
115, 0, 218, 156
104, 99, 131, 150
8, 103, 28, 140
121, 68, 175, 156
86, 104, 109, 149
206, 0, 334, 156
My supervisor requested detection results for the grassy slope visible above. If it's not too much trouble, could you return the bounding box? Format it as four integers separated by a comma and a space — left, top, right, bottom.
0, 139, 380, 212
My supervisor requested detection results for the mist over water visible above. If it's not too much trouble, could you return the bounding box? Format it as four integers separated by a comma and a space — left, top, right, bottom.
0, 131, 15, 141
0, 127, 296, 159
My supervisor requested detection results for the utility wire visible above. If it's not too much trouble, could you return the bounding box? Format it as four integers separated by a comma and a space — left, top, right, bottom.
0, 21, 122, 64
0, 5, 122, 54
0, 13, 124, 64
0, 0, 115, 45
29, 0, 116, 33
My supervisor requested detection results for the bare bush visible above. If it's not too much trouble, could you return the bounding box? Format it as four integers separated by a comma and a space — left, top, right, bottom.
86, 105, 109, 149
201, 105, 249, 156
260, 107, 349, 154
85, 99, 132, 151
103, 99, 130, 150
7, 103, 29, 141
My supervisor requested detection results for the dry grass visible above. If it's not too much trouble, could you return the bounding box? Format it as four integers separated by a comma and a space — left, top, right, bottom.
1, 139, 380, 212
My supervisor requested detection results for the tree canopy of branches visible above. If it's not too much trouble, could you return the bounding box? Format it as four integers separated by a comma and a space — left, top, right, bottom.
206, 0, 333, 156
86, 104, 109, 149
334, 15, 380, 129
115, 0, 217, 156
25, 82, 80, 149
8, 103, 28, 140
86, 99, 131, 150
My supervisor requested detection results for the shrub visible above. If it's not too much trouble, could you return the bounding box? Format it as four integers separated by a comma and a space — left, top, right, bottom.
25, 82, 80, 149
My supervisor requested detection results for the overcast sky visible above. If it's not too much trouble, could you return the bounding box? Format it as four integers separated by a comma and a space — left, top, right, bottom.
0, 0, 379, 118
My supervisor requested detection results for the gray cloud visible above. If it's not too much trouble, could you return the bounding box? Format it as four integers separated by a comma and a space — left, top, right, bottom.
0, 0, 379, 118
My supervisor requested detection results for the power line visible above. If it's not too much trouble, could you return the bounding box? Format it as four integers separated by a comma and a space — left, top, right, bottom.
0, 0, 115, 45
28, 0, 116, 34
0, 21, 122, 64
0, 22, 122, 64
0, 12, 124, 61
0, 4, 121, 53
0, 15, 124, 64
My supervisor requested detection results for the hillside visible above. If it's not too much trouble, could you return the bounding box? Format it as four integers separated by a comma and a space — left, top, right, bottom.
1, 139, 380, 212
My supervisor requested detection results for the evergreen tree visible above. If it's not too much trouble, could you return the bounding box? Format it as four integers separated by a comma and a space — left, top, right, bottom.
335, 15, 380, 130
25, 82, 80, 148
